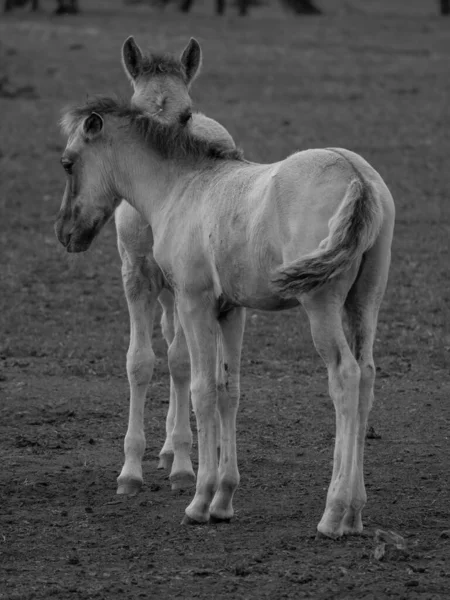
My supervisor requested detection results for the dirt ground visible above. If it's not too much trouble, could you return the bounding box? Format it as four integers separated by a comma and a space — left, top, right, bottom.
1, 1, 449, 598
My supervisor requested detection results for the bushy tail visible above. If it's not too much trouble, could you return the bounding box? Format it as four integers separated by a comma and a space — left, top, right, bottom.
271, 178, 383, 296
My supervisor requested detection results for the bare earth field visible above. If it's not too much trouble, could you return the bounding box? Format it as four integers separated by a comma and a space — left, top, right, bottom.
0, 1, 449, 598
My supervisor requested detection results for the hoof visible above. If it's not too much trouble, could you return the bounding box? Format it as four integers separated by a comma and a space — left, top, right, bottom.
170, 471, 196, 492
341, 525, 364, 536
315, 531, 340, 541
171, 478, 195, 492
181, 514, 208, 526
316, 523, 343, 540
116, 476, 143, 496
157, 452, 174, 470
315, 530, 339, 541
341, 511, 364, 535
209, 514, 231, 524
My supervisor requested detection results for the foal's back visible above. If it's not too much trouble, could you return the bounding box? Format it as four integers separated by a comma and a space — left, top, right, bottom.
150, 147, 392, 310
115, 113, 236, 258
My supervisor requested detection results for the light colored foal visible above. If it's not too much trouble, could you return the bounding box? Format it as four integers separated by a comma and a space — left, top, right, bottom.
56, 96, 395, 537
115, 37, 236, 493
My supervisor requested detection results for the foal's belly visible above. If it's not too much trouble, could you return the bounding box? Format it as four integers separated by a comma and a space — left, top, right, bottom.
220, 291, 300, 312
244, 296, 300, 311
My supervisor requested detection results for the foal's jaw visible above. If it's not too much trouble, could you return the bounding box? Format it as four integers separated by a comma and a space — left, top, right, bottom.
55, 218, 99, 253
56, 200, 117, 253
66, 226, 98, 253
56, 113, 119, 253
74, 201, 120, 252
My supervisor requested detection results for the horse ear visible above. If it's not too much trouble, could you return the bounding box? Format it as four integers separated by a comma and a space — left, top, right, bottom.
83, 112, 103, 138
180, 37, 202, 86
122, 36, 143, 82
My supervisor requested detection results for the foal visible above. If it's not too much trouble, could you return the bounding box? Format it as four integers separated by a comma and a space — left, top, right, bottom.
55, 97, 394, 539
116, 37, 237, 493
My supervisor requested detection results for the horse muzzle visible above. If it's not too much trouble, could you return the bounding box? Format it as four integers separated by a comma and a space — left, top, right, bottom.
54, 217, 96, 253
54, 216, 72, 248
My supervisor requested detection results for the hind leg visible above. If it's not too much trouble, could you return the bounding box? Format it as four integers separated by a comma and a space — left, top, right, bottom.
303, 292, 361, 538
340, 304, 377, 535
342, 247, 391, 533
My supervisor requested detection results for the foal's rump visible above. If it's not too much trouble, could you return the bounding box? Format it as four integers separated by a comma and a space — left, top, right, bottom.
270, 148, 387, 297
162, 147, 390, 311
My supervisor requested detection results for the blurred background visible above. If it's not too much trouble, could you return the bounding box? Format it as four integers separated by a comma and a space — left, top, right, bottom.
1, 1, 449, 597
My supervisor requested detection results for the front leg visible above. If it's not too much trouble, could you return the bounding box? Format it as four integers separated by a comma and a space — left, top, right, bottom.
177, 294, 219, 524
117, 256, 159, 495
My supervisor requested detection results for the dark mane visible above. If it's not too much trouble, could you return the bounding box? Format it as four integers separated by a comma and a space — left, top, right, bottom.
61, 96, 244, 163
140, 52, 186, 81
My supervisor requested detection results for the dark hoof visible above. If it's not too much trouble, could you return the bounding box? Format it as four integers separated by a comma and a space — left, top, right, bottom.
209, 514, 231, 524
157, 452, 174, 470
181, 514, 208, 526
170, 472, 196, 492
116, 477, 143, 496
54, 6, 79, 14
315, 529, 340, 541
171, 480, 195, 492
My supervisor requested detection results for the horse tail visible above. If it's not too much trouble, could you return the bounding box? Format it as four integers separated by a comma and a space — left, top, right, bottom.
271, 177, 383, 296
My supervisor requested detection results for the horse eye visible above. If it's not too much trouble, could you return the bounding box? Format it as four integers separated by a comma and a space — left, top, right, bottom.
61, 157, 73, 174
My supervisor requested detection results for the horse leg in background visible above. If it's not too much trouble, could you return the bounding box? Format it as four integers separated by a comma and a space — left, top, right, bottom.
342, 241, 390, 534
54, 0, 78, 14
158, 289, 196, 490
177, 296, 219, 523
157, 289, 177, 469
117, 253, 160, 495
159, 289, 221, 474
303, 287, 361, 538
237, 0, 248, 16
3, 0, 17, 11
179, 0, 193, 12
210, 307, 246, 522
216, 0, 225, 15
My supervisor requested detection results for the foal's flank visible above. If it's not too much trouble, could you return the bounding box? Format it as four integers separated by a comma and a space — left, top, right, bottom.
56, 96, 394, 538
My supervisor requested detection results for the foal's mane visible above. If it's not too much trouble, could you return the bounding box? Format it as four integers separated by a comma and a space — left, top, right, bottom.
61, 96, 244, 163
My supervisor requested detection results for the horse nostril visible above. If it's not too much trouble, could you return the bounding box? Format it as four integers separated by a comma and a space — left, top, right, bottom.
59, 229, 71, 247
55, 218, 71, 248
179, 109, 192, 126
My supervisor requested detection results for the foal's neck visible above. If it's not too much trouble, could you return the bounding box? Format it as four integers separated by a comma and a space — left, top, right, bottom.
114, 139, 193, 227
